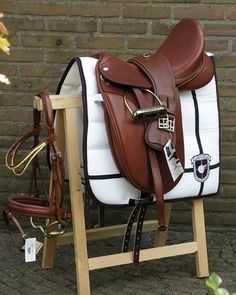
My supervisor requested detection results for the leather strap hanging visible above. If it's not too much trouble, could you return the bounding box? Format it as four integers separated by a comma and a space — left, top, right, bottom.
4, 91, 71, 242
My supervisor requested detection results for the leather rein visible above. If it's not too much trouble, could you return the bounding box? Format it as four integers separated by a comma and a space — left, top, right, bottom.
4, 91, 70, 247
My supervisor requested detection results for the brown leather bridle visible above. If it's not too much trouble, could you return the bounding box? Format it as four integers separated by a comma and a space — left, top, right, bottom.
4, 91, 71, 248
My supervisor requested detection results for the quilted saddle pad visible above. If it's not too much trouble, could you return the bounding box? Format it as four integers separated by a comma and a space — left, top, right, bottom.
56, 55, 220, 206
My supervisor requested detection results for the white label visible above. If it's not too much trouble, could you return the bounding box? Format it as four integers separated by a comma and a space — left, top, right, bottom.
164, 139, 184, 181
25, 238, 36, 263
36, 240, 43, 254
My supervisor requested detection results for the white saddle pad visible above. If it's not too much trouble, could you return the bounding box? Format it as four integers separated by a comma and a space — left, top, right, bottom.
57, 55, 220, 206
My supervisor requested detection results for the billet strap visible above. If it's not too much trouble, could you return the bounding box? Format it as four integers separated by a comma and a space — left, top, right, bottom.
122, 194, 152, 264
148, 149, 167, 231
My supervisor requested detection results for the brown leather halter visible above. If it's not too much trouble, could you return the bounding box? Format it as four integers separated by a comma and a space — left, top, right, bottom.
4, 91, 71, 246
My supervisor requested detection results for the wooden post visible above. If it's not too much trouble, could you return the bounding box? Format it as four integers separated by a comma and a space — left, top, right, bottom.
155, 203, 172, 247
192, 199, 209, 278
42, 110, 65, 269
64, 108, 90, 294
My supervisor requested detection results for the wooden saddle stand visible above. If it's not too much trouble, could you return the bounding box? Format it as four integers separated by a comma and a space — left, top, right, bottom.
4, 18, 220, 294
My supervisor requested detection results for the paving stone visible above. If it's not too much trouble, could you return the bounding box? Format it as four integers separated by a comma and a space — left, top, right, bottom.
0, 220, 236, 294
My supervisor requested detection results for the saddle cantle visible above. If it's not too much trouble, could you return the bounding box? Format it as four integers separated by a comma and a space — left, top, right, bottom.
95, 18, 214, 230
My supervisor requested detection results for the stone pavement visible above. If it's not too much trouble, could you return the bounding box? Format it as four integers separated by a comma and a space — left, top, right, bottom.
0, 219, 236, 295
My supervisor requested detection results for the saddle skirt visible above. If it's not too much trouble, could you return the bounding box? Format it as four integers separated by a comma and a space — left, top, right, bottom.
57, 54, 220, 206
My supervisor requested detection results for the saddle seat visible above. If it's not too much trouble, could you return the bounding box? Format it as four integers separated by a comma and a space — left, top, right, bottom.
98, 18, 213, 91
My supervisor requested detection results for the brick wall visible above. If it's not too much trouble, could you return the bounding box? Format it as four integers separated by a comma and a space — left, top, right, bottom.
0, 0, 235, 227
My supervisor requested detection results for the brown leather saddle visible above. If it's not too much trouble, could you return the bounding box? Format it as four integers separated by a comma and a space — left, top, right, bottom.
95, 18, 214, 235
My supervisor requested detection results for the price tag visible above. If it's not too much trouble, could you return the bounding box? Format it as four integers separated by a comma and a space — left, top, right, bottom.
164, 139, 184, 181
25, 238, 36, 263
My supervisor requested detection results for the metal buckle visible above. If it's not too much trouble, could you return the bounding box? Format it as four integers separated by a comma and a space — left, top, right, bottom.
158, 224, 167, 231
124, 89, 167, 122
158, 114, 175, 132
30, 217, 67, 238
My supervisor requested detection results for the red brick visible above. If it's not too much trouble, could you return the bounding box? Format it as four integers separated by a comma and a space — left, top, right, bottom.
226, 98, 236, 111
221, 113, 236, 126
204, 23, 236, 36
0, 63, 17, 76
0, 48, 44, 62
1, 77, 57, 93
47, 19, 97, 33
228, 7, 236, 20
219, 85, 236, 97
123, 6, 170, 19
4, 17, 44, 31
21, 64, 63, 78
101, 21, 148, 34
205, 39, 228, 52
69, 3, 120, 17
221, 127, 236, 141
152, 22, 171, 35
46, 50, 79, 64
221, 142, 236, 155
18, 2, 68, 16
0, 107, 32, 122
174, 7, 224, 19
128, 37, 164, 50
21, 34, 73, 48
216, 55, 236, 68
0, 1, 17, 13
76, 36, 124, 50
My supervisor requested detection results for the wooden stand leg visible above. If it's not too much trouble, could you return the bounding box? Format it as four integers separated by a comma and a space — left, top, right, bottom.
192, 199, 209, 278
42, 110, 65, 269
155, 203, 172, 247
42, 236, 57, 269
64, 109, 90, 295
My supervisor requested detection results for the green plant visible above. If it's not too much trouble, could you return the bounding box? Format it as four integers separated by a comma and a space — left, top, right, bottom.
206, 273, 236, 295
0, 12, 10, 85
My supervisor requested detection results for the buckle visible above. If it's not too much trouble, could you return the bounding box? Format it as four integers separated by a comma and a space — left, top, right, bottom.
158, 224, 167, 231
30, 217, 67, 238
124, 89, 167, 122
133, 105, 167, 121
159, 114, 175, 132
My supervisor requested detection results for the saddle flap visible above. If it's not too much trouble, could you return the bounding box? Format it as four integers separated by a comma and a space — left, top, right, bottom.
97, 53, 152, 88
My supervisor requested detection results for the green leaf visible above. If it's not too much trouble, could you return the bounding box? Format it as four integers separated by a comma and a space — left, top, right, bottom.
215, 288, 229, 295
206, 273, 222, 291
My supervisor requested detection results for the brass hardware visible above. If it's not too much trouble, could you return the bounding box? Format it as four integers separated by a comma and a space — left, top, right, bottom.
30, 217, 67, 238
124, 89, 167, 122
142, 53, 151, 58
